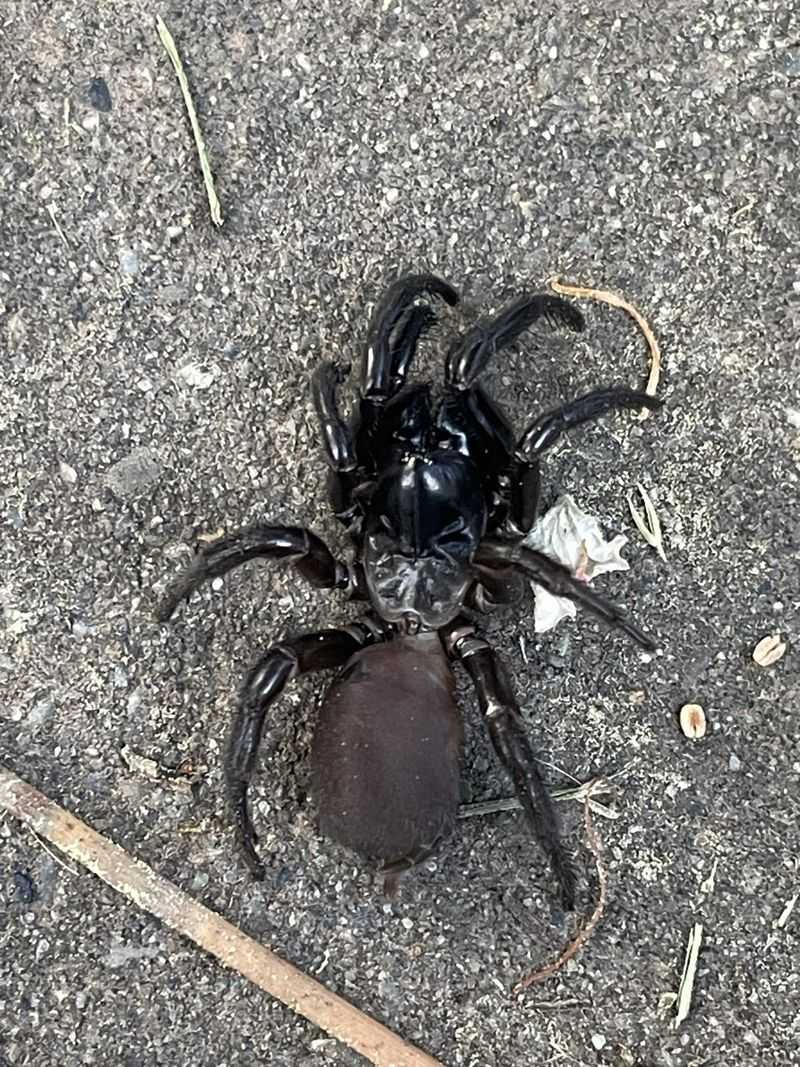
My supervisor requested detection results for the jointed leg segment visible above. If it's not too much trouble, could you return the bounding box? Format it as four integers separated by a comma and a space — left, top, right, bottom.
518, 388, 662, 458
444, 619, 577, 910
156, 525, 349, 622
230, 621, 393, 878
476, 540, 656, 650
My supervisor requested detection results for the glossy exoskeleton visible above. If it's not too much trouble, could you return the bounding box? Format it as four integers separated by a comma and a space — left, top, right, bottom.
157, 274, 660, 909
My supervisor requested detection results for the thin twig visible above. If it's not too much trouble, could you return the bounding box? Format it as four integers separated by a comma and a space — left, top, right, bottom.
0, 767, 442, 1067
513, 800, 608, 992
549, 278, 662, 420
156, 15, 223, 226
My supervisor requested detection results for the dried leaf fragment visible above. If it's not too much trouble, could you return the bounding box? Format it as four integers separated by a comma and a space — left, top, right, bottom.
627, 483, 667, 561
752, 634, 786, 667
197, 526, 226, 543
679, 703, 707, 740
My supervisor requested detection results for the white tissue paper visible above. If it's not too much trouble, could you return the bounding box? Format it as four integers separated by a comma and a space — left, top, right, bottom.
523, 494, 629, 633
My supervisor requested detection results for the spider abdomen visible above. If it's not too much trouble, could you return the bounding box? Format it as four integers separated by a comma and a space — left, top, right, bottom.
311, 634, 463, 873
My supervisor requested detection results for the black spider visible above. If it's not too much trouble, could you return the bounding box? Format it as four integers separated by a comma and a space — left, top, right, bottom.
157, 274, 660, 909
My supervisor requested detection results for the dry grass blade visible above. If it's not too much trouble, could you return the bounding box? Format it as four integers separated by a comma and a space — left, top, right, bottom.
156, 15, 223, 227
627, 482, 667, 561
47, 203, 69, 247
513, 800, 608, 992
674, 923, 703, 1028
549, 278, 662, 420
459, 776, 619, 821
776, 893, 798, 929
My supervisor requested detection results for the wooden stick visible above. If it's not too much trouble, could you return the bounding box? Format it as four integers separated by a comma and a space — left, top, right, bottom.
0, 767, 444, 1067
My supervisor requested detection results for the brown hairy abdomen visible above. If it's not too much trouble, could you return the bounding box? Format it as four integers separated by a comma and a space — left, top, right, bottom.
310, 635, 462, 866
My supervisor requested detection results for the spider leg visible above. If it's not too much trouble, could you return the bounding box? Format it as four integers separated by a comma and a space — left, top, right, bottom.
442, 617, 577, 910
506, 455, 541, 535
360, 273, 459, 400
155, 525, 349, 622
357, 274, 458, 465
312, 361, 366, 528
464, 563, 525, 613
476, 540, 656, 650
446, 293, 584, 390
230, 621, 391, 878
518, 388, 662, 458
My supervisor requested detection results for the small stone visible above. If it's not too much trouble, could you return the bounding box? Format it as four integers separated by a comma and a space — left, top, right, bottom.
785, 407, 800, 429
71, 619, 92, 639
13, 871, 36, 904
385, 187, 400, 204
119, 248, 139, 276
88, 77, 112, 112
105, 447, 163, 498
591, 1034, 606, 1050
175, 362, 218, 390
25, 698, 54, 728
728, 753, 742, 772
691, 131, 702, 147
35, 938, 50, 963
58, 460, 78, 485
166, 225, 183, 241
418, 43, 429, 60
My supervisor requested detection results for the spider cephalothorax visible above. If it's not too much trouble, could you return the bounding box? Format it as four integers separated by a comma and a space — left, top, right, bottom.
157, 274, 660, 909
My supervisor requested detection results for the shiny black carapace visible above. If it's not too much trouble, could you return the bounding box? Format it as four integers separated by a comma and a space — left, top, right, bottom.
157, 274, 660, 909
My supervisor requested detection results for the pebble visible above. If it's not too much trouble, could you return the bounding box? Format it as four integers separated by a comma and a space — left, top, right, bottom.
118, 248, 139, 276
58, 460, 78, 485
14, 871, 36, 904
88, 76, 113, 112
591, 1034, 606, 1050
105, 447, 163, 498
728, 753, 742, 772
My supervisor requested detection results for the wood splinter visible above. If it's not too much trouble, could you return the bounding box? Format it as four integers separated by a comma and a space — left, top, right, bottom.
0, 766, 443, 1067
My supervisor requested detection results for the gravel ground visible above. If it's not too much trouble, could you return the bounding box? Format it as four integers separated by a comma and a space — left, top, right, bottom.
2, 2, 799, 1065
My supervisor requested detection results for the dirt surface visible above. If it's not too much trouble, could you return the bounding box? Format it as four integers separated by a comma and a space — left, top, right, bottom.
1, 3, 799, 1065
